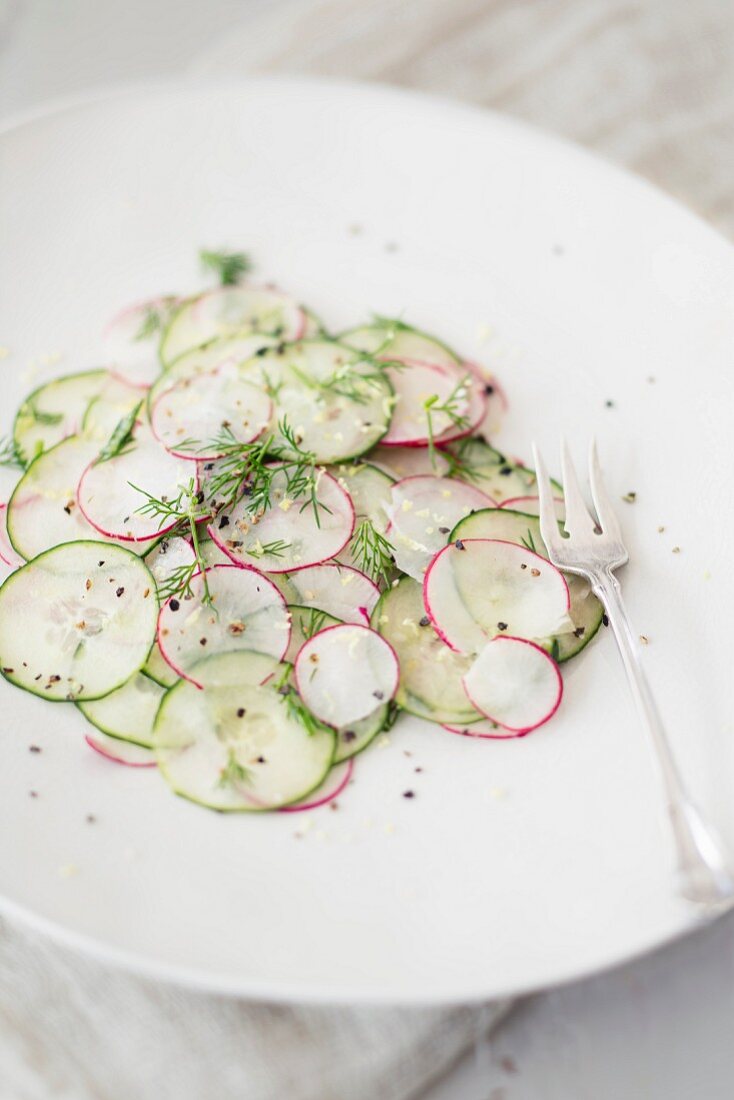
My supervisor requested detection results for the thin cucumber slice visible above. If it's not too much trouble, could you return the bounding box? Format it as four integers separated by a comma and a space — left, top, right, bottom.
340, 321, 461, 369
81, 375, 146, 443
13, 369, 107, 464
78, 672, 165, 747
424, 539, 571, 655
0, 503, 22, 569
450, 508, 603, 661
328, 462, 394, 530
373, 577, 479, 724
370, 444, 451, 479
293, 623, 398, 727
0, 541, 158, 701
103, 295, 179, 388
207, 467, 354, 574
157, 564, 291, 686
147, 333, 279, 417
160, 286, 306, 367
7, 436, 137, 560
286, 563, 380, 624
241, 340, 393, 463
446, 439, 559, 504
143, 640, 179, 688
285, 604, 341, 664
153, 651, 336, 812
333, 704, 388, 763
463, 636, 563, 734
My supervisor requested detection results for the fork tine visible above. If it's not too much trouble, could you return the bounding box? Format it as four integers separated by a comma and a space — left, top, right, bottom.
560, 438, 598, 537
531, 442, 563, 556
588, 438, 623, 542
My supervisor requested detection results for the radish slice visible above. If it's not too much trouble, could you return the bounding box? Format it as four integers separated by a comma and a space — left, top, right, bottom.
153, 650, 336, 812
207, 467, 354, 573
7, 436, 136, 560
78, 672, 165, 747
143, 641, 179, 688
466, 366, 508, 439
286, 563, 380, 624
280, 758, 354, 813
328, 462, 394, 531
462, 636, 563, 733
294, 623, 399, 727
160, 286, 306, 367
424, 538, 571, 654
13, 370, 108, 463
150, 365, 272, 459
428, 370, 488, 447
442, 718, 511, 739
0, 504, 23, 568
381, 360, 470, 446
147, 334, 279, 414
157, 564, 290, 686
387, 475, 495, 581
78, 432, 197, 542
370, 444, 451, 479
285, 605, 342, 664
144, 535, 197, 593
103, 295, 179, 388
0, 542, 158, 701
500, 495, 565, 519
85, 732, 157, 767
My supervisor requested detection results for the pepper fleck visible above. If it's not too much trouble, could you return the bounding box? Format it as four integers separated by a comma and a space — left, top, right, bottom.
573, 626, 586, 638
403, 790, 415, 799
602, 613, 610, 627
419, 615, 430, 627
438, 526, 450, 534
199, 637, 207, 646
497, 622, 508, 631
116, 586, 125, 597
605, 400, 615, 408
169, 599, 180, 611
219, 515, 230, 529
29, 745, 41, 753
455, 539, 465, 551
236, 707, 245, 718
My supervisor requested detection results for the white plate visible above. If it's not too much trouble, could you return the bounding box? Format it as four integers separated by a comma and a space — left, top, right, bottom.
1, 78, 733, 1005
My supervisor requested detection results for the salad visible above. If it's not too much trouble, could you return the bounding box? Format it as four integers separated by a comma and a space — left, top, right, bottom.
0, 250, 603, 813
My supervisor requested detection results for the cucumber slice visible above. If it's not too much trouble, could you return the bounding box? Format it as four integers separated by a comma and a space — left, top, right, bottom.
85, 731, 156, 767
285, 604, 341, 664
333, 704, 388, 763
0, 502, 24, 569
424, 539, 571, 655
81, 375, 146, 443
340, 321, 461, 369
328, 462, 394, 530
240, 340, 393, 463
0, 541, 158, 701
103, 295, 179, 388
78, 671, 165, 747
147, 333, 279, 415
150, 364, 272, 459
463, 637, 563, 734
450, 508, 603, 661
157, 564, 291, 686
13, 369, 107, 464
293, 623, 398, 727
387, 475, 495, 581
370, 444, 451, 479
160, 286, 306, 367
143, 640, 179, 688
286, 563, 380, 624
153, 650, 336, 812
373, 577, 479, 724
446, 439, 560, 504
7, 436, 137, 560
207, 467, 354, 574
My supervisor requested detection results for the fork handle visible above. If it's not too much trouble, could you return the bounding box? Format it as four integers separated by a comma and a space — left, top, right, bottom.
592, 569, 734, 907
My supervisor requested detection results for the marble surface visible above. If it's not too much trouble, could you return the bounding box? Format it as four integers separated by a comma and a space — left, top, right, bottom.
1, 1, 734, 1097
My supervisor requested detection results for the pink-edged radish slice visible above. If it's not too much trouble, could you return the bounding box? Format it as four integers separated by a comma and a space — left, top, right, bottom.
462, 636, 563, 734
102, 295, 180, 388
370, 444, 451, 479
381, 360, 471, 446
424, 538, 571, 654
279, 758, 354, 813
6, 436, 137, 561
150, 364, 273, 460
157, 564, 290, 687
465, 362, 508, 438
207, 467, 354, 574
500, 494, 565, 520
286, 563, 380, 625
160, 285, 306, 367
387, 475, 496, 581
442, 718, 514, 739
78, 432, 198, 542
144, 535, 197, 593
0, 504, 23, 568
294, 623, 399, 727
85, 732, 157, 767
427, 369, 488, 448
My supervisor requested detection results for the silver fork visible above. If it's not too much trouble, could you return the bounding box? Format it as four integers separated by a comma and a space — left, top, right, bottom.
532, 439, 734, 908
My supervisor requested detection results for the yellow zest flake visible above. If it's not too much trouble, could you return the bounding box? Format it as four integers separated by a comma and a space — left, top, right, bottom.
415, 508, 429, 518
278, 497, 294, 512
401, 499, 413, 512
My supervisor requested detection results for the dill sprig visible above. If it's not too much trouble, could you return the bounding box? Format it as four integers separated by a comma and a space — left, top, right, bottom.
290, 351, 396, 406
134, 306, 164, 341
199, 248, 252, 287
20, 395, 63, 427
156, 561, 199, 603
273, 664, 330, 738
443, 436, 495, 483
300, 608, 329, 640
95, 401, 142, 463
217, 748, 252, 789
348, 519, 395, 587
129, 477, 213, 605
245, 539, 291, 560
423, 374, 471, 463
0, 434, 23, 469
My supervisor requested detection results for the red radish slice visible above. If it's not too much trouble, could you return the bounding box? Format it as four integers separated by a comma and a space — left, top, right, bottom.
78, 433, 198, 542
286, 563, 380, 624
144, 535, 196, 591
103, 295, 179, 388
0, 504, 22, 568
85, 732, 156, 767
500, 495, 565, 519
381, 360, 470, 446
465, 362, 508, 438
151, 365, 272, 459
280, 758, 354, 813
294, 623, 399, 727
442, 718, 514, 739
424, 538, 571, 654
207, 467, 354, 574
387, 475, 495, 581
370, 444, 451, 479
462, 636, 563, 733
427, 370, 488, 448
157, 564, 290, 686
160, 285, 306, 366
